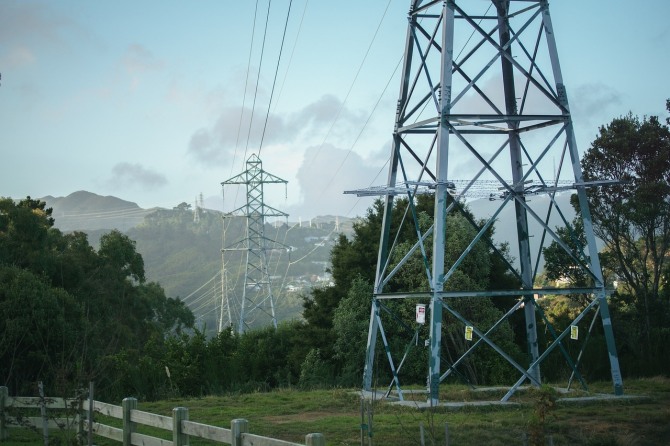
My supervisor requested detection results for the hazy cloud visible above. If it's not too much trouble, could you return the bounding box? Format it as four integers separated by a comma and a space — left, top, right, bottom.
571, 83, 622, 124
288, 144, 381, 218
4, 46, 36, 67
121, 44, 164, 74
119, 43, 164, 90
0, 1, 89, 68
0, 2, 69, 46
187, 106, 273, 166
187, 94, 366, 167
109, 162, 168, 189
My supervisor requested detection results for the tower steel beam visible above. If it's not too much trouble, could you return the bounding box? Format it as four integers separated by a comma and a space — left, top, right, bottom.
357, 0, 623, 404
221, 154, 288, 334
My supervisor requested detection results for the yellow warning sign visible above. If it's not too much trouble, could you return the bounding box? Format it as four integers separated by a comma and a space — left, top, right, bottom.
465, 326, 473, 341
570, 325, 579, 340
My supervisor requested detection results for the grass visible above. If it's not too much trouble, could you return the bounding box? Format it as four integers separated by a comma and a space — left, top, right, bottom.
2, 377, 669, 445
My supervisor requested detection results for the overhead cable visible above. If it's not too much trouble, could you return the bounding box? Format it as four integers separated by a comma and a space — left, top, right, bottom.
231, 0, 261, 178
258, 0, 294, 156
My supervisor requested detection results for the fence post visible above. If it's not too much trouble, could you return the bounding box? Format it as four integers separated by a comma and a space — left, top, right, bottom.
172, 407, 189, 446
87, 382, 94, 446
122, 398, 137, 446
38, 381, 48, 446
230, 419, 248, 446
0, 386, 8, 441
77, 390, 83, 445
305, 433, 325, 446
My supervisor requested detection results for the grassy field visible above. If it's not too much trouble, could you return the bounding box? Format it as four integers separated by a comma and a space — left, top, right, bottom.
3, 377, 669, 445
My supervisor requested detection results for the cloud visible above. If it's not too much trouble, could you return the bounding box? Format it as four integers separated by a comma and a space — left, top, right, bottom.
121, 44, 164, 74
4, 46, 36, 67
0, 1, 87, 68
187, 94, 367, 168
287, 144, 382, 218
119, 43, 164, 90
0, 2, 68, 45
109, 162, 168, 190
570, 83, 622, 123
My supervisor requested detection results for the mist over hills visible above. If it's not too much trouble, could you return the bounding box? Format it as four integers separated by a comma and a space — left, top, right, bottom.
42, 190, 156, 232
41, 191, 358, 329
40, 190, 577, 328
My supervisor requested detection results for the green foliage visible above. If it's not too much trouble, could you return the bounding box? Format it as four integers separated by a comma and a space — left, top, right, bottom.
332, 277, 373, 386
298, 348, 332, 389
0, 265, 84, 394
548, 101, 670, 377
299, 195, 523, 389
527, 385, 558, 446
0, 196, 194, 399
580, 105, 670, 342
98, 230, 146, 283
543, 217, 592, 289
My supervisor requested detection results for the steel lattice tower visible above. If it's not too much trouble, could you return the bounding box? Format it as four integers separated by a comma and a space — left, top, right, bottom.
221, 154, 288, 334
351, 0, 623, 404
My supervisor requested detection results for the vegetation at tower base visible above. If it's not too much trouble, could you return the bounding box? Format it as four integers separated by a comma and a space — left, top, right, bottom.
302, 194, 525, 388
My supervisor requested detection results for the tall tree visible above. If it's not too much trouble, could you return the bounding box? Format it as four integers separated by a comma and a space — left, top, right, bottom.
579, 102, 670, 342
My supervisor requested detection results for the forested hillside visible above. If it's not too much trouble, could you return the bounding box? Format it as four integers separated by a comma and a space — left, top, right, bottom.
126, 206, 353, 330
42, 191, 357, 329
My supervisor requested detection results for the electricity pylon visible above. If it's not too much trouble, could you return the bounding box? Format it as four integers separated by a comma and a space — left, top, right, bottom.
348, 0, 623, 405
221, 153, 288, 334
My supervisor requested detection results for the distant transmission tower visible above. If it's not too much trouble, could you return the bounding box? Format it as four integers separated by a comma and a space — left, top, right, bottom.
348, 0, 623, 404
193, 195, 200, 223
221, 154, 288, 334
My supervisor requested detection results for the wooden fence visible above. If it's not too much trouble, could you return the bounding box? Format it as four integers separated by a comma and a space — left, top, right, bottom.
0, 385, 325, 446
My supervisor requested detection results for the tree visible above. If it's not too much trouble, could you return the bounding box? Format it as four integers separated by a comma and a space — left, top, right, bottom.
0, 197, 195, 398
332, 277, 373, 386
0, 265, 85, 394
303, 195, 521, 386
98, 229, 146, 284
579, 103, 670, 344
0, 196, 56, 273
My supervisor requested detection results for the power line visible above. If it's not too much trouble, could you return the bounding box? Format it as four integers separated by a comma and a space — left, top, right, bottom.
243, 0, 273, 163
318, 53, 402, 200
258, 0, 294, 156
232, 0, 261, 178
272, 0, 310, 114
304, 0, 393, 171
181, 273, 218, 303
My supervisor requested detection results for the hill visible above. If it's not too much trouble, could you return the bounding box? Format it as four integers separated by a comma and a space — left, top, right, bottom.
39, 190, 583, 330
42, 190, 155, 232
40, 191, 357, 331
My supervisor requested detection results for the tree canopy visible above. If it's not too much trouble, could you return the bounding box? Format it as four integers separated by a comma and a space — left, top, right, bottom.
543, 101, 670, 376
580, 104, 670, 344
0, 197, 194, 397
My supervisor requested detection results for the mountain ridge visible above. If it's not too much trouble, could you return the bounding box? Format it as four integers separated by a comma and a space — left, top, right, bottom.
41, 190, 156, 232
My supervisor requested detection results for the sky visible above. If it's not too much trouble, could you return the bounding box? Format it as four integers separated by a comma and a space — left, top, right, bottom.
1, 0, 668, 220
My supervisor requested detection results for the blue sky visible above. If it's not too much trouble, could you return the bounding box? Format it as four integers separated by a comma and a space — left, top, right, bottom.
1, 0, 668, 219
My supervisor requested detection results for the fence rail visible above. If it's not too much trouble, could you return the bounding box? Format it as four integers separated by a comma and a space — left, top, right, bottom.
0, 385, 325, 446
